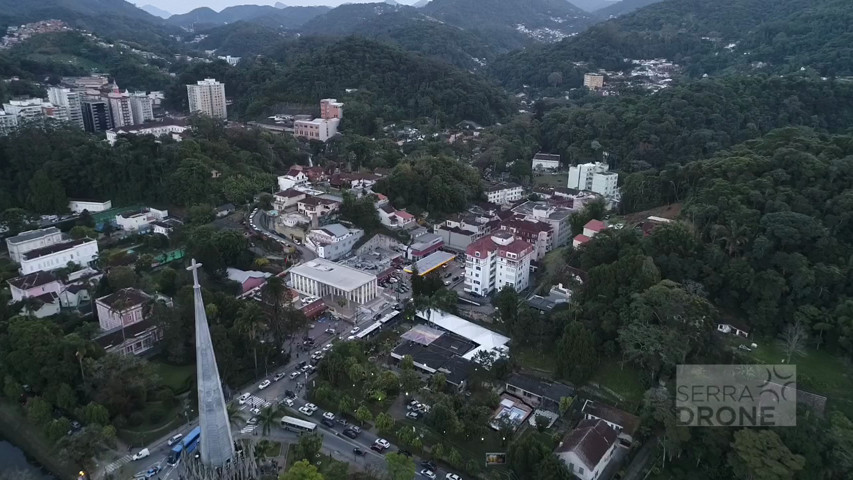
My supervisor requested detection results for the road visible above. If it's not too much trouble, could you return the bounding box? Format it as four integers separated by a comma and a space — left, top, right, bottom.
124, 331, 458, 480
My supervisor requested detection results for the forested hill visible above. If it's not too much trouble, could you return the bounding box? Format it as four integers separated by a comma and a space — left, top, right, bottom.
594, 0, 663, 18
0, 0, 181, 50
490, 0, 853, 90
167, 5, 329, 31
298, 3, 416, 36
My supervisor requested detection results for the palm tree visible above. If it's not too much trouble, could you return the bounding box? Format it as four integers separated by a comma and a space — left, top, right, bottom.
226, 402, 245, 428
258, 405, 282, 436
235, 302, 268, 374
262, 276, 287, 345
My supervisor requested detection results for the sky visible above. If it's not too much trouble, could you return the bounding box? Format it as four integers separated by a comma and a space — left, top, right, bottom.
134, 1, 422, 16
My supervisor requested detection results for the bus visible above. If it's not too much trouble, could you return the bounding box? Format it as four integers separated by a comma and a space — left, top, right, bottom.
280, 416, 317, 434
167, 426, 201, 465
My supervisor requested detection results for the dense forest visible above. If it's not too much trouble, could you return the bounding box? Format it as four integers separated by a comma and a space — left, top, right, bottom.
490, 0, 853, 90
0, 118, 302, 213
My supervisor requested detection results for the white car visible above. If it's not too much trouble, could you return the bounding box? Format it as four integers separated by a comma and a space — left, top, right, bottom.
131, 448, 150, 461
446, 474, 462, 480
298, 406, 314, 416
323, 412, 335, 421
350, 326, 360, 334
305, 403, 318, 412
374, 438, 391, 449
258, 379, 271, 390
420, 469, 436, 479
250, 407, 261, 416
322, 343, 333, 351
282, 398, 294, 407
238, 393, 251, 405
167, 433, 183, 446
290, 371, 300, 379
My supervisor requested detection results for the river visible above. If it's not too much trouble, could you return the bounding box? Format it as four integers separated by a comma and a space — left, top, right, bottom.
0, 437, 57, 479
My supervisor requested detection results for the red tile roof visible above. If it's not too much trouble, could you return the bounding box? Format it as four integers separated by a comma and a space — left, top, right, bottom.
395, 211, 414, 220
466, 233, 533, 258
555, 419, 617, 469
584, 219, 607, 232
574, 234, 591, 244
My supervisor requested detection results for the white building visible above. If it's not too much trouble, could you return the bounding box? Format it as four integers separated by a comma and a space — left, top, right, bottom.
7, 270, 62, 302
19, 238, 99, 275
277, 168, 309, 192
512, 201, 573, 247
294, 118, 340, 142
217, 55, 241, 66
464, 231, 533, 296
129, 92, 154, 125
274, 189, 307, 211
187, 78, 227, 119
532, 152, 561, 171
68, 199, 112, 214
289, 259, 378, 305
6, 227, 64, 264
106, 120, 187, 145
2, 98, 62, 123
107, 91, 134, 128
47, 87, 84, 129
115, 207, 168, 232
297, 196, 339, 219
305, 224, 364, 261
485, 182, 523, 205
568, 162, 618, 198
377, 204, 416, 229
0, 109, 18, 135
555, 419, 618, 480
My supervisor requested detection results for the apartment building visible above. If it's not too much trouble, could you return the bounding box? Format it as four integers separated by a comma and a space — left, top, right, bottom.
19, 238, 99, 275
47, 87, 84, 129
187, 78, 227, 119
464, 231, 533, 296
512, 201, 573, 247
568, 162, 618, 198
5, 227, 64, 264
499, 217, 554, 260
485, 182, 523, 205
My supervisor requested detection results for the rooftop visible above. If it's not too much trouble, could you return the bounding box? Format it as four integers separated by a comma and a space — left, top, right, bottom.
6, 227, 61, 245
555, 419, 618, 469
416, 309, 510, 361
22, 238, 94, 260
405, 251, 456, 276
507, 373, 575, 402
466, 233, 533, 258
96, 287, 151, 310
574, 234, 591, 245
582, 400, 641, 436
316, 223, 350, 238
584, 220, 607, 232
289, 259, 377, 292
275, 189, 306, 198
533, 152, 561, 161
299, 196, 339, 207
94, 317, 158, 349
7, 271, 59, 290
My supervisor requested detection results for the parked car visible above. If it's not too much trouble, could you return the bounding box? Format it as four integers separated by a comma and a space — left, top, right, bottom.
285, 390, 296, 399
305, 403, 318, 412
323, 412, 336, 421
322, 418, 335, 428
258, 379, 271, 390
350, 326, 360, 334
343, 429, 358, 439
298, 406, 314, 416
167, 433, 184, 446
421, 461, 437, 471
281, 398, 294, 407
420, 469, 437, 479
406, 411, 420, 420
290, 371, 300, 380
131, 448, 150, 461
273, 372, 285, 382
238, 393, 251, 405
374, 438, 391, 449
445, 474, 462, 480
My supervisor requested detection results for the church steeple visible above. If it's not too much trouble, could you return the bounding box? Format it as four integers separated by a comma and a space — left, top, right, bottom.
188, 259, 234, 466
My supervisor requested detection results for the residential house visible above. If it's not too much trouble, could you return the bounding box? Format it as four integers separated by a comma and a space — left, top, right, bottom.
581, 399, 641, 447
68, 199, 112, 214
377, 204, 416, 229
277, 167, 309, 191
115, 208, 168, 232
59, 284, 91, 309
226, 268, 272, 294
297, 196, 340, 219
5, 227, 64, 264
574, 219, 607, 247
435, 214, 492, 252
94, 288, 161, 356
505, 373, 575, 411
6, 271, 63, 318
555, 419, 618, 480
485, 182, 523, 205
274, 189, 307, 211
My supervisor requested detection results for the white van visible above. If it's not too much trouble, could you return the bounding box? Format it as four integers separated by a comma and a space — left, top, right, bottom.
132, 448, 150, 461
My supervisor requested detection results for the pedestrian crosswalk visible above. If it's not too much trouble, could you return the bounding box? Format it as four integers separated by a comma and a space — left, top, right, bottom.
240, 424, 257, 434
105, 455, 131, 474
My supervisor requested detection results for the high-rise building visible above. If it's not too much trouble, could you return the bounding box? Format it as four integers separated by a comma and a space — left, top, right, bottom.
47, 87, 84, 129
0, 110, 18, 136
82, 100, 113, 133
129, 92, 154, 125
187, 78, 227, 119
584, 73, 605, 90
107, 91, 134, 128
187, 259, 234, 467
2, 98, 61, 123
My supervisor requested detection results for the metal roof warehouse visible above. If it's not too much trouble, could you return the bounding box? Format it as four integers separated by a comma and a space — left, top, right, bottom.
404, 251, 456, 276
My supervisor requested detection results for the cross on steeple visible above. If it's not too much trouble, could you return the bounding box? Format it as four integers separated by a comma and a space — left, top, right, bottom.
187, 259, 203, 287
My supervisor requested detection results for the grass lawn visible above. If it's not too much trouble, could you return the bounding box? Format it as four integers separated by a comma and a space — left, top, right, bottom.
587, 360, 646, 412
151, 362, 194, 394
533, 173, 569, 188
514, 345, 557, 375
749, 341, 853, 417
